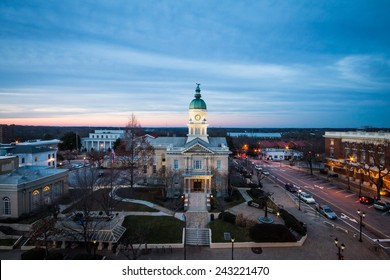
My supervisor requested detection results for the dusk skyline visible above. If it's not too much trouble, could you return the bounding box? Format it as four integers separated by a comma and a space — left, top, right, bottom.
1, 1, 390, 128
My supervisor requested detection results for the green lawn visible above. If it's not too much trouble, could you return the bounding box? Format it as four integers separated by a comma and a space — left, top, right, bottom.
122, 216, 184, 244
209, 219, 252, 243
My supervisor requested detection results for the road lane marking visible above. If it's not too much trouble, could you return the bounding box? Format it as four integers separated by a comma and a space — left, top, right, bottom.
345, 194, 355, 198
340, 213, 358, 224
314, 184, 324, 189
336, 190, 345, 193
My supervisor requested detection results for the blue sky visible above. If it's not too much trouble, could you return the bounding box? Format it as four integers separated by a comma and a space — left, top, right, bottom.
1, 0, 389, 128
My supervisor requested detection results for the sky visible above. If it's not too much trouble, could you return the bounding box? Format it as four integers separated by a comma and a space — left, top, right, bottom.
0, 0, 390, 128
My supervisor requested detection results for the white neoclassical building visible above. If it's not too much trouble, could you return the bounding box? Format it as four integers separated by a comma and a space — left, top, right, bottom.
148, 85, 231, 196
81, 130, 124, 151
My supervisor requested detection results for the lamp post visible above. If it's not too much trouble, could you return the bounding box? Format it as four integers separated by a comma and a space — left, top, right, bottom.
231, 236, 235, 260
357, 209, 365, 242
181, 211, 186, 260
298, 189, 302, 211
334, 238, 345, 260
92, 239, 97, 258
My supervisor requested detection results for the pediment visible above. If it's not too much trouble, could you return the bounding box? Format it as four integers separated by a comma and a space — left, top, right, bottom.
182, 144, 214, 155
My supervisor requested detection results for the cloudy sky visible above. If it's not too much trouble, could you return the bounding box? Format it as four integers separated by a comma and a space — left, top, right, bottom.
1, 1, 389, 128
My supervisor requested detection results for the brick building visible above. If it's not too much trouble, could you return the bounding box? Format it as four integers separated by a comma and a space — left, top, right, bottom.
324, 131, 390, 191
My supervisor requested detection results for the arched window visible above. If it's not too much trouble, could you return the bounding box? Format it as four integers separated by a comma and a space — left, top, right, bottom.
3, 197, 11, 215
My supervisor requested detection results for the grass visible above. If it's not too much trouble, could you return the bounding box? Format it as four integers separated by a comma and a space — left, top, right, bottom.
0, 239, 18, 246
122, 216, 184, 244
209, 219, 251, 243
62, 188, 158, 214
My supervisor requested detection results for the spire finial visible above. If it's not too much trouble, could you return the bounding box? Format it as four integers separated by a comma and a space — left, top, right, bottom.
195, 83, 201, 92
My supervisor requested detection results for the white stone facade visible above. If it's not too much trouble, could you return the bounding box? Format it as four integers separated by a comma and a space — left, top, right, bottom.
81, 129, 124, 151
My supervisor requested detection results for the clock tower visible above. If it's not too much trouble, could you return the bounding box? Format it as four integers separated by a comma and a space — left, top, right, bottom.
187, 84, 209, 143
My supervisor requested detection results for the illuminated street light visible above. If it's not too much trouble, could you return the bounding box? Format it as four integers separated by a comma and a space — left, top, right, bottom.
334, 238, 345, 260
357, 209, 366, 242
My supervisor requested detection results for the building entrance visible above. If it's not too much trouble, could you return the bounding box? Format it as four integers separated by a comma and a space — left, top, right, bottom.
193, 179, 202, 192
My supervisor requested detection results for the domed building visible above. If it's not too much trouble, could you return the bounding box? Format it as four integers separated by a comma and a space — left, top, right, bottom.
148, 85, 231, 206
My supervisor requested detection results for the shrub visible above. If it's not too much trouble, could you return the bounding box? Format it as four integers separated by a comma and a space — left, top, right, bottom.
21, 248, 46, 260
279, 209, 307, 236
249, 224, 297, 242
235, 212, 246, 227
218, 211, 236, 224
248, 188, 264, 199
245, 218, 258, 229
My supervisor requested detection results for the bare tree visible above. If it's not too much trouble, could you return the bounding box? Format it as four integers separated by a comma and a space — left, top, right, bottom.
30, 216, 58, 258
362, 142, 390, 200
96, 167, 123, 216
119, 224, 152, 260
62, 167, 103, 257
86, 149, 107, 168
118, 114, 154, 188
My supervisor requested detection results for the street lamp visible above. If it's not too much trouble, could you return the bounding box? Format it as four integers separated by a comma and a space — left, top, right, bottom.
334, 238, 345, 260
357, 209, 365, 242
182, 212, 187, 260
298, 189, 302, 211
92, 239, 97, 258
231, 236, 235, 260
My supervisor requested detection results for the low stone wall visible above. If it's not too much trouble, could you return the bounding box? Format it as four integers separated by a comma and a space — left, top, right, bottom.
210, 234, 307, 249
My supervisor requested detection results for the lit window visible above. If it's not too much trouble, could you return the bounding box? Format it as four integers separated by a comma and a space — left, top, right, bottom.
43, 186, 50, 192
3, 197, 11, 215
194, 160, 202, 170
330, 139, 334, 146
174, 159, 179, 169
32, 190, 40, 196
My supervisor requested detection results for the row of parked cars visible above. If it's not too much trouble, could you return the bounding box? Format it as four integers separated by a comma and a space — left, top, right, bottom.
359, 196, 390, 211
284, 182, 390, 220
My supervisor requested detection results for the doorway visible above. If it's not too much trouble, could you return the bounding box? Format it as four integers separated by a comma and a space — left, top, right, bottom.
193, 179, 202, 192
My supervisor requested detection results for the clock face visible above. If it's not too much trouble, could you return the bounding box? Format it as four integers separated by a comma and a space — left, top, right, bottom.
195, 114, 201, 121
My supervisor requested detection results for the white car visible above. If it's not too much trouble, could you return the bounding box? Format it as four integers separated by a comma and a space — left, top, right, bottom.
298, 192, 316, 204
255, 165, 262, 171
262, 170, 270, 175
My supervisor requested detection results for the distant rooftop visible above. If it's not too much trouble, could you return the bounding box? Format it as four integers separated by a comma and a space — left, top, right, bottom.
228, 132, 282, 138
0, 166, 68, 185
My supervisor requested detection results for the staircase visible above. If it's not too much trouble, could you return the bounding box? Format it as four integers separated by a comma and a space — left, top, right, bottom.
185, 228, 210, 246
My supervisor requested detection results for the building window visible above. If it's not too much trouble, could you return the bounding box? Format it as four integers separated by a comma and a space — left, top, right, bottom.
216, 176, 222, 187
48, 162, 51, 166
48, 154, 51, 159
174, 159, 179, 170
2, 197, 11, 215
330, 147, 334, 158
34, 156, 38, 162
330, 139, 334, 146
52, 153, 55, 158
21, 158, 25, 164
194, 160, 202, 170
143, 165, 147, 174
361, 150, 366, 162
153, 165, 157, 174
216, 160, 222, 170
52, 162, 55, 166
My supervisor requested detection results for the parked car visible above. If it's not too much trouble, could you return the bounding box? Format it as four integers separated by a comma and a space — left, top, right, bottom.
285, 183, 299, 193
373, 201, 390, 211
262, 170, 270, 175
255, 165, 262, 171
317, 204, 337, 220
298, 192, 316, 204
359, 196, 375, 205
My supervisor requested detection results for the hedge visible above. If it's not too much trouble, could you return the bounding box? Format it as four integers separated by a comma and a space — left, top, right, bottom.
279, 209, 307, 236
249, 224, 297, 242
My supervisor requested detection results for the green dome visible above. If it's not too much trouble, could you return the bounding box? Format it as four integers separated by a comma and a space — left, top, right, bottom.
189, 84, 207, 109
